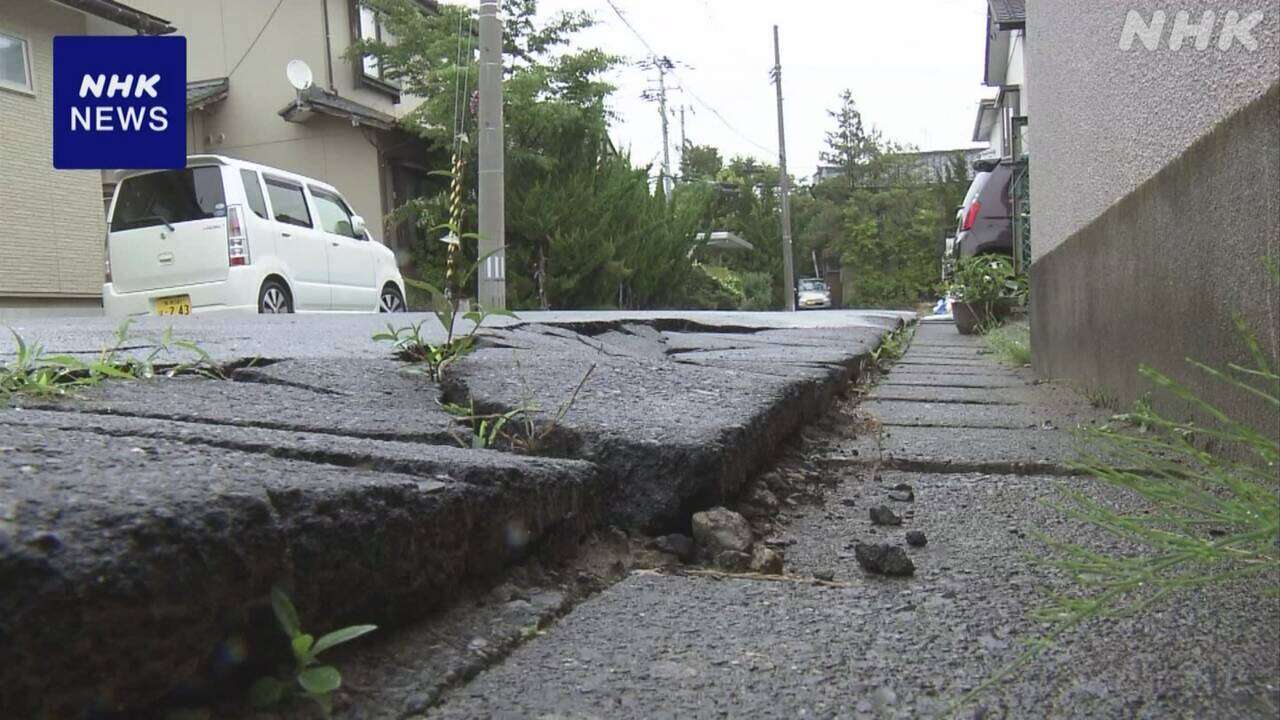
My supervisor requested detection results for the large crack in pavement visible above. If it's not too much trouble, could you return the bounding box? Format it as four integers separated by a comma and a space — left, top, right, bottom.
1, 313, 910, 718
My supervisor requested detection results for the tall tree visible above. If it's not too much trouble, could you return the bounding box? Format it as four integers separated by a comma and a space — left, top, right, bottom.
679, 143, 723, 181
352, 0, 717, 310
820, 90, 882, 189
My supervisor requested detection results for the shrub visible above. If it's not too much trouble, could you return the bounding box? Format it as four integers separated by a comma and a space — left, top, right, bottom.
739, 272, 775, 311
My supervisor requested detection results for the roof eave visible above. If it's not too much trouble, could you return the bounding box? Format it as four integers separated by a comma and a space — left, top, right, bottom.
52, 0, 176, 35
279, 100, 396, 132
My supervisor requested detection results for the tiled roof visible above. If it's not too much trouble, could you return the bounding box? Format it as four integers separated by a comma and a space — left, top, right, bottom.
989, 0, 1026, 28
187, 78, 229, 110
278, 86, 397, 131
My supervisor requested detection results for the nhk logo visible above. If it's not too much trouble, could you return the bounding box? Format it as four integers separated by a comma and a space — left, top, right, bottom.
53, 36, 186, 170
1119, 9, 1266, 51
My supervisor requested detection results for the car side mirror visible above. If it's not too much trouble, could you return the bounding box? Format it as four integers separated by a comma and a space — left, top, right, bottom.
350, 214, 367, 239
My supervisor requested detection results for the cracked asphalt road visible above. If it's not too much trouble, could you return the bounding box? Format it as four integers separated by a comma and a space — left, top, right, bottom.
0, 309, 909, 716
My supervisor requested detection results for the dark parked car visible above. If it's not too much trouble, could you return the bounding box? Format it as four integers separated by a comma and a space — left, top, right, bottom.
955, 159, 1014, 258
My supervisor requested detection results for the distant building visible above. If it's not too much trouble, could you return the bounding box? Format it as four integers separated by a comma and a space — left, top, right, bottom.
812, 147, 987, 186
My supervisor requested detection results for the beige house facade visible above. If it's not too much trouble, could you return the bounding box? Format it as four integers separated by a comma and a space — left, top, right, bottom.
0, 0, 173, 316
93, 0, 438, 263
2, 0, 436, 315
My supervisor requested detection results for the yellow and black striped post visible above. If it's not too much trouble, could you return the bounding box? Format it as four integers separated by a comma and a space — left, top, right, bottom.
445, 149, 465, 299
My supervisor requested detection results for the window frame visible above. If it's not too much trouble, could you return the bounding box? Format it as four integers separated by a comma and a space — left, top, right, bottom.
263, 175, 314, 229
308, 185, 364, 240
239, 169, 270, 220
0, 29, 35, 96
349, 0, 401, 98
109, 166, 227, 232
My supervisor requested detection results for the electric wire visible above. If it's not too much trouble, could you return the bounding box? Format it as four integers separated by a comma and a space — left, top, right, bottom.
601, 0, 773, 155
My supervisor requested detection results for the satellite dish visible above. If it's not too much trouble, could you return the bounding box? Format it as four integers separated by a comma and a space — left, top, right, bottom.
286, 60, 314, 92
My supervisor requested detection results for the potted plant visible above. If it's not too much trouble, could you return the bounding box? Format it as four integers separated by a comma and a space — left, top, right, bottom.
947, 255, 1026, 334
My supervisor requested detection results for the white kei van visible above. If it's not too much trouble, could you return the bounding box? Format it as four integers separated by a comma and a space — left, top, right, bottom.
103, 155, 406, 316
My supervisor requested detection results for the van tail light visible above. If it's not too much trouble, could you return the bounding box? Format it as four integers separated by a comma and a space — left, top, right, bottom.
962, 201, 982, 232
226, 205, 250, 267
103, 233, 112, 283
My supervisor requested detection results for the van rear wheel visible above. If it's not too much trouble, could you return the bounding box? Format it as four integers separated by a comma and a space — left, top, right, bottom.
259, 280, 293, 314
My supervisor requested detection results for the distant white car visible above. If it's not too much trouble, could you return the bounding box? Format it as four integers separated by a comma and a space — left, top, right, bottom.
103, 155, 406, 316
796, 278, 832, 310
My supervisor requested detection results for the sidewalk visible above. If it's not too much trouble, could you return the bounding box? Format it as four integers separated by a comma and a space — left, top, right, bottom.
421, 320, 1280, 719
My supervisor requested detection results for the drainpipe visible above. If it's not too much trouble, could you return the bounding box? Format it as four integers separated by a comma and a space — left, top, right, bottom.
321, 0, 336, 91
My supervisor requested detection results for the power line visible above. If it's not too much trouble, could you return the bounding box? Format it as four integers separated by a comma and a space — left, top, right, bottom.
602, 0, 773, 155
228, 0, 285, 78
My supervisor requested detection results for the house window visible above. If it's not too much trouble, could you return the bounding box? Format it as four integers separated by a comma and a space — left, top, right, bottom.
358, 5, 381, 77
351, 1, 399, 94
1001, 88, 1021, 159
0, 31, 34, 95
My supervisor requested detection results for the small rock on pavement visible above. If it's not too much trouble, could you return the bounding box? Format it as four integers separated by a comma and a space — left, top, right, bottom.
888, 483, 915, 502
715, 550, 752, 572
906, 530, 928, 547
648, 533, 695, 561
692, 507, 753, 556
870, 505, 903, 526
742, 484, 780, 516
813, 569, 836, 582
854, 542, 916, 577
750, 546, 784, 575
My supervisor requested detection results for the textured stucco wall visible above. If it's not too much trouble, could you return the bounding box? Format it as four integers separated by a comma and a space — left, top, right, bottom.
1026, 0, 1279, 259
1031, 84, 1279, 439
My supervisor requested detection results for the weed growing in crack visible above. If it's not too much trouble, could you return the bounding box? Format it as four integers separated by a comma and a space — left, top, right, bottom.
372, 229, 516, 381
442, 362, 597, 453
249, 587, 377, 718
1, 319, 220, 398
1083, 385, 1117, 409
984, 321, 1031, 367
509, 361, 596, 454
441, 397, 522, 450
869, 323, 915, 371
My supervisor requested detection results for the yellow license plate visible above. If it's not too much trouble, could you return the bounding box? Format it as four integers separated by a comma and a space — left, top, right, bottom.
154, 295, 191, 316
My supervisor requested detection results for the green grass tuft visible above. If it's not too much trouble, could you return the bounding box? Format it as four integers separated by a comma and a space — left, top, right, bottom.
984, 321, 1031, 367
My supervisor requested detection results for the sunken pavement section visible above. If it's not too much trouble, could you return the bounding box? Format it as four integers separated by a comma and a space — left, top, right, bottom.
0, 312, 907, 716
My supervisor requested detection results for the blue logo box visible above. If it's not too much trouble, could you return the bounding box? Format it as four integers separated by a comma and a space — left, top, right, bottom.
53, 36, 186, 170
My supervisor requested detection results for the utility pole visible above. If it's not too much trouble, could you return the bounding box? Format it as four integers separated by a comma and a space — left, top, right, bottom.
772, 25, 796, 312
477, 0, 506, 309
657, 58, 673, 199
640, 56, 679, 199
679, 105, 687, 153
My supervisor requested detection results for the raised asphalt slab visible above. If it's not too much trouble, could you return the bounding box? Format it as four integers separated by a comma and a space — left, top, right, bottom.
0, 310, 909, 716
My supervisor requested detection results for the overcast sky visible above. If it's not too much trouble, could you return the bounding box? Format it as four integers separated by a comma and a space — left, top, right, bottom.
535, 0, 995, 181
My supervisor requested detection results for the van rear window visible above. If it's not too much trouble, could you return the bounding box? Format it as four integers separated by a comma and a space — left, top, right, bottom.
111, 167, 226, 232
